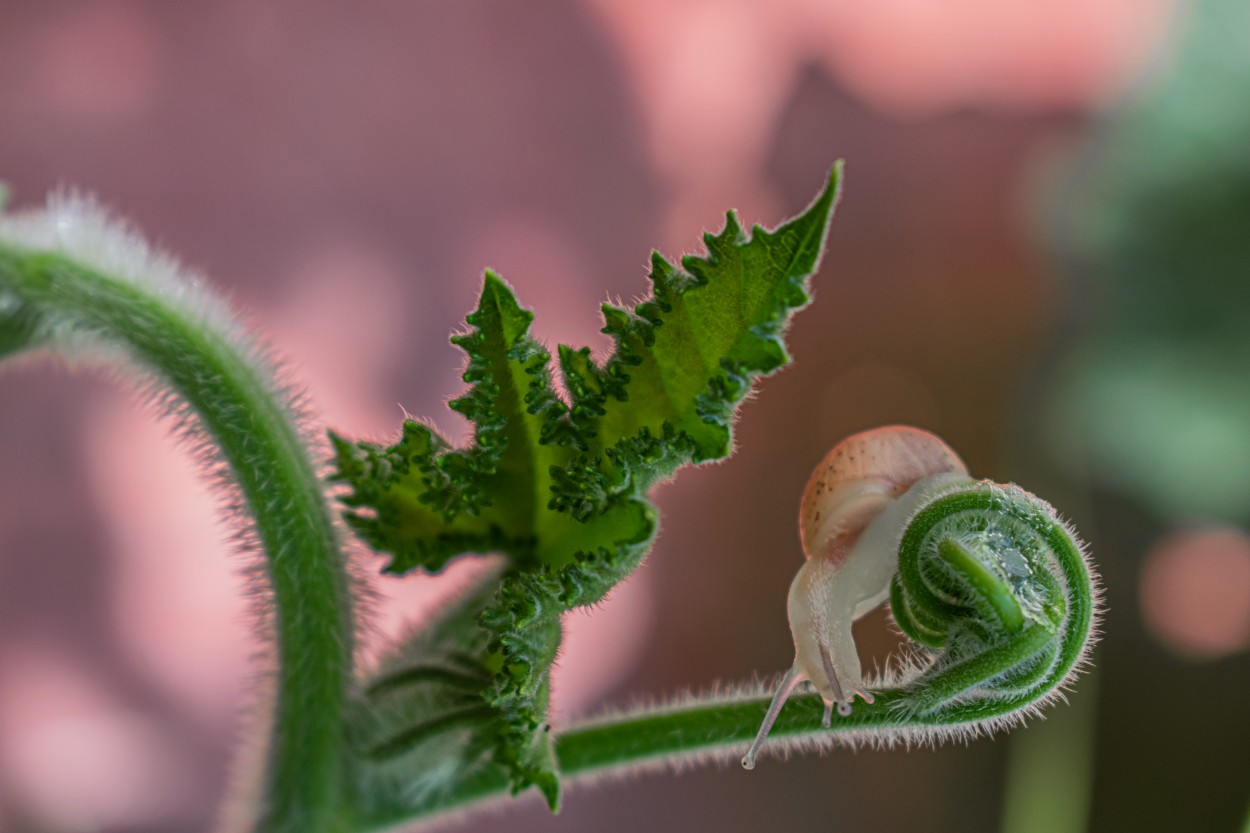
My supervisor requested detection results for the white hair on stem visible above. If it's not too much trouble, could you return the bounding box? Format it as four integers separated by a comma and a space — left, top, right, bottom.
0, 191, 252, 352
1, 188, 382, 628
1, 190, 377, 831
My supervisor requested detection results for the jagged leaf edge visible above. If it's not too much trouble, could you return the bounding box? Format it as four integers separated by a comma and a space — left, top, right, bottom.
332, 163, 843, 807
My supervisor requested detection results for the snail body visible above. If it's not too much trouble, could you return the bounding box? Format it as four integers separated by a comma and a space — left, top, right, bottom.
742, 424, 1097, 770
743, 425, 971, 769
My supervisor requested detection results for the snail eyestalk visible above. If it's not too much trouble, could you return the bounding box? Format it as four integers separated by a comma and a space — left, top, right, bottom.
743, 425, 1098, 769
741, 667, 802, 770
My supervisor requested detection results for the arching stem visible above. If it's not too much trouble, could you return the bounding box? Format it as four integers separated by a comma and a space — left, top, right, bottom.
0, 246, 356, 833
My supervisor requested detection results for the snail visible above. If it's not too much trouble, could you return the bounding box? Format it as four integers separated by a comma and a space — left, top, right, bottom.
742, 425, 973, 769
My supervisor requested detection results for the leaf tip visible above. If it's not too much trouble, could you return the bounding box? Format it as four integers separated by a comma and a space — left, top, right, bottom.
774, 160, 844, 277
538, 772, 561, 812
473, 269, 532, 330
481, 268, 509, 297
808, 160, 844, 231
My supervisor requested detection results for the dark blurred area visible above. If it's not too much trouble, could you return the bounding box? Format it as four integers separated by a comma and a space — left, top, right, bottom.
4, 1, 1248, 831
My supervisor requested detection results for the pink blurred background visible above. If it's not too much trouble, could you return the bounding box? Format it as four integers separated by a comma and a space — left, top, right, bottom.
5, 1, 1234, 831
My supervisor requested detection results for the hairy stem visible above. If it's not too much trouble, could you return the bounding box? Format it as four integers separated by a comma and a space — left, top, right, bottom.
357, 674, 1082, 829
0, 243, 355, 832
360, 482, 1097, 829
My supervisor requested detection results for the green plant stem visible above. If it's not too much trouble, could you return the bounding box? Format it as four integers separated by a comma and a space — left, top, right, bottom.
0, 194, 1095, 832
0, 246, 355, 833
361, 483, 1096, 829
359, 681, 1059, 829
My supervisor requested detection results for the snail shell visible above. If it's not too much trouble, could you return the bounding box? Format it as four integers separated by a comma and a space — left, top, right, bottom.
743, 425, 971, 769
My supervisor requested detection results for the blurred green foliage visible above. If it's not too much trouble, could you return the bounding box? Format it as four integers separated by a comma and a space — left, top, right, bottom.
1051, 0, 1250, 523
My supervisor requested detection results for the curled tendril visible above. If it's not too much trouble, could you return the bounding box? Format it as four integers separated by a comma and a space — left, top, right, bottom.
886, 481, 1098, 720
742, 473, 1100, 771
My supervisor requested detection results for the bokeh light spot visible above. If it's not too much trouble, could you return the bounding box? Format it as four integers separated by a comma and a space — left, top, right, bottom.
1140, 527, 1250, 660
0, 646, 193, 831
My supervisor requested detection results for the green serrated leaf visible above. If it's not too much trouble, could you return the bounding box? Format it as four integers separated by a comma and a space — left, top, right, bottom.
332, 163, 842, 807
